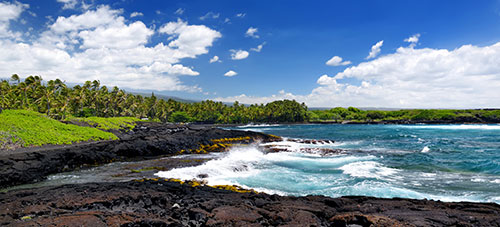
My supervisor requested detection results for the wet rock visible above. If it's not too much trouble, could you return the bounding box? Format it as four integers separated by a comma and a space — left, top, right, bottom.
0, 122, 278, 188
197, 174, 209, 179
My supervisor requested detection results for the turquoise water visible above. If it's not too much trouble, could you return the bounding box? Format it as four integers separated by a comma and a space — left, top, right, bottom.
156, 124, 500, 203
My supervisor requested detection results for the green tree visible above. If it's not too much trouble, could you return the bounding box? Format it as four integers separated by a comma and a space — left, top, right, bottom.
168, 111, 191, 122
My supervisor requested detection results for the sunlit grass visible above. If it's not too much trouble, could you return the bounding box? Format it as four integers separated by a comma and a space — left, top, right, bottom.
0, 110, 118, 149
67, 116, 144, 131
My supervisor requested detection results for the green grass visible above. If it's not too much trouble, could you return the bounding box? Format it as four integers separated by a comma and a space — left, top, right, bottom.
0, 110, 118, 149
67, 116, 144, 131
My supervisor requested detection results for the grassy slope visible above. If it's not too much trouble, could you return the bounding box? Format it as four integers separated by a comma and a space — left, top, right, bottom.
67, 116, 144, 131
0, 110, 118, 149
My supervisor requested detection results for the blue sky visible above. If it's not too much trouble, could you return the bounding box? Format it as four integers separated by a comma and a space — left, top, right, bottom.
1, 0, 500, 108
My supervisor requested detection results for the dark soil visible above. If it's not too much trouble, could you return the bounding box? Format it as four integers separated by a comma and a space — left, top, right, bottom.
1, 180, 499, 226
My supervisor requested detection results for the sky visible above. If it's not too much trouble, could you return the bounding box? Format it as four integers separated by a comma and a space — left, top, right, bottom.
1, 0, 500, 108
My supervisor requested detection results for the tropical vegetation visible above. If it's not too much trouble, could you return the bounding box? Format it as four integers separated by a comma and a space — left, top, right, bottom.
0, 75, 309, 124
0, 109, 117, 149
308, 107, 500, 123
1, 75, 499, 124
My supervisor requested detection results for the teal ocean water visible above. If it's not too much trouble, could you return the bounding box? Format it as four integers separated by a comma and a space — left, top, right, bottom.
156, 124, 500, 203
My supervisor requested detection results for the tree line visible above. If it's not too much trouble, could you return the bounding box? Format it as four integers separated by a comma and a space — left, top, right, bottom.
2, 75, 498, 124
309, 107, 500, 123
0, 75, 309, 124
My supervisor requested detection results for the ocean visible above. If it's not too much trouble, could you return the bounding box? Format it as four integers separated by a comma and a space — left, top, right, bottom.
156, 124, 500, 203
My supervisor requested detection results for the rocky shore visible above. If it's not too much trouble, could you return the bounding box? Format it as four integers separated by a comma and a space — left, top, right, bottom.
1, 179, 499, 226
2, 122, 500, 226
0, 122, 277, 188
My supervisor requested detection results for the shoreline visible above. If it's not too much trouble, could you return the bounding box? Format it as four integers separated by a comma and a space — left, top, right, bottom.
2, 122, 500, 226
0, 122, 278, 188
206, 121, 500, 127
310, 120, 500, 125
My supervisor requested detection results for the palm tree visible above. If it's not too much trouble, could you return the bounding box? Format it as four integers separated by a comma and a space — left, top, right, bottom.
10, 74, 20, 85
0, 80, 10, 113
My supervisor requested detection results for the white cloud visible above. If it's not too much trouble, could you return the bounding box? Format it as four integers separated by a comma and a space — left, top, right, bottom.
236, 13, 246, 18
0, 6, 222, 92
325, 56, 351, 66
56, 0, 77, 9
245, 27, 259, 38
174, 8, 184, 15
0, 1, 28, 39
49, 6, 121, 34
140, 62, 199, 76
130, 12, 143, 18
0, 1, 26, 21
224, 18, 230, 23
230, 49, 249, 60
250, 42, 265, 52
159, 18, 222, 57
405, 33, 420, 48
366, 40, 383, 59
199, 12, 219, 20
224, 70, 237, 77
216, 42, 500, 108
209, 55, 220, 63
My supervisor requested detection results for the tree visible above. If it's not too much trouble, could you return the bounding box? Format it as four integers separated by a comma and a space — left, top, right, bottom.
10, 74, 20, 84
169, 111, 191, 123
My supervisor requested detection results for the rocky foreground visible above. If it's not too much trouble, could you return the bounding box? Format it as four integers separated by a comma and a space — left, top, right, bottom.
1, 122, 500, 226
0, 122, 277, 188
1, 179, 499, 226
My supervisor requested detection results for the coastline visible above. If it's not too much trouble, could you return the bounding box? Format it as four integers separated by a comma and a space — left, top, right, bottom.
310, 120, 500, 125
2, 122, 500, 226
0, 122, 278, 188
209, 120, 500, 127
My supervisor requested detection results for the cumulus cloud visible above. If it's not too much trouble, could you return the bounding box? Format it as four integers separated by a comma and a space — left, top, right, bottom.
224, 70, 237, 77
250, 42, 265, 52
366, 40, 383, 59
174, 8, 184, 15
159, 18, 222, 57
0, 1, 28, 39
325, 56, 351, 66
56, 0, 77, 9
209, 55, 220, 63
199, 12, 219, 20
0, 5, 221, 92
236, 13, 246, 18
216, 42, 500, 108
245, 27, 259, 38
230, 49, 249, 60
405, 33, 420, 48
130, 12, 143, 17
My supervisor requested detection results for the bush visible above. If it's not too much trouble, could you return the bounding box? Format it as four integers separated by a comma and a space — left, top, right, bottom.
169, 111, 191, 123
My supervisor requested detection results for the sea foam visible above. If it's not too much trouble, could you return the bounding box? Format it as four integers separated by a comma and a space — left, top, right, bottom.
400, 124, 500, 130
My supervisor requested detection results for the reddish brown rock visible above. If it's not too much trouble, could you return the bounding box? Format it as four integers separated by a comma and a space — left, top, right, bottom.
1, 180, 499, 226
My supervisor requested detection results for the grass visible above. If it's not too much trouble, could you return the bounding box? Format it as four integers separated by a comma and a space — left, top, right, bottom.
67, 116, 144, 131
0, 110, 118, 149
